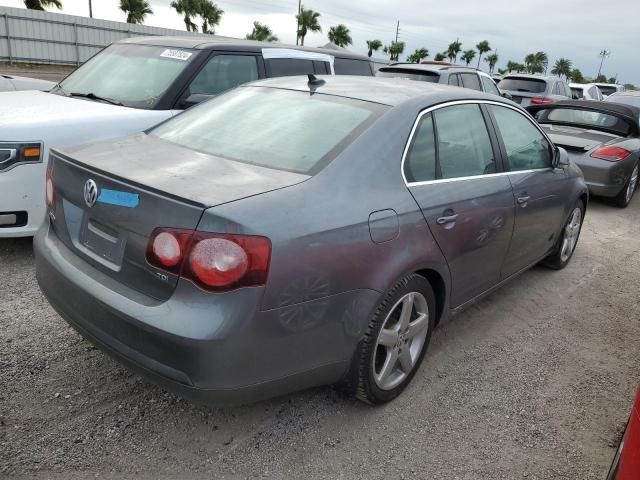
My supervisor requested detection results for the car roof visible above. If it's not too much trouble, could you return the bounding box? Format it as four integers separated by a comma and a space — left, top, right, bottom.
609, 90, 640, 97
569, 83, 599, 88
244, 75, 511, 107
117, 35, 369, 60
381, 63, 478, 73
503, 74, 562, 81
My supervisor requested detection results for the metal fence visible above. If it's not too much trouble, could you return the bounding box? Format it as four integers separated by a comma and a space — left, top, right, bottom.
0, 6, 207, 66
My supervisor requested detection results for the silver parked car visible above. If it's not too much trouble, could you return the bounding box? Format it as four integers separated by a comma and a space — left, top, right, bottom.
528, 100, 640, 207
498, 74, 572, 107
35, 77, 588, 405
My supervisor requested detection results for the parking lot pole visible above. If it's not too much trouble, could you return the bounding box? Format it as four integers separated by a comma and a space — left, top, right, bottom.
73, 22, 80, 66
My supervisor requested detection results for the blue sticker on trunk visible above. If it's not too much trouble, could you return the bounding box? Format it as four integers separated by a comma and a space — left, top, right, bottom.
97, 189, 139, 208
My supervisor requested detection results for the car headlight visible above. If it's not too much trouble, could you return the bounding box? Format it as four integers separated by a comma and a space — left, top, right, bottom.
0, 142, 43, 172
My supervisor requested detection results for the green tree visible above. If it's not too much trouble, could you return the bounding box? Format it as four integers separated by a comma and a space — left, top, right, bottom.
434, 52, 447, 62
24, 0, 62, 10
406, 48, 429, 63
623, 83, 636, 91
366, 39, 382, 58
475, 40, 491, 69
608, 76, 617, 84
568, 68, 584, 83
120, 0, 153, 24
296, 6, 321, 46
551, 58, 572, 79
327, 24, 352, 47
245, 21, 278, 42
524, 51, 548, 74
461, 49, 476, 66
594, 74, 607, 83
383, 41, 405, 62
198, 0, 223, 34
446, 39, 463, 63
170, 0, 199, 31
484, 52, 499, 74
497, 68, 507, 75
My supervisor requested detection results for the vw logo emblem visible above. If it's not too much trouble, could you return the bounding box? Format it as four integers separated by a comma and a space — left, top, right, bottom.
83, 179, 98, 208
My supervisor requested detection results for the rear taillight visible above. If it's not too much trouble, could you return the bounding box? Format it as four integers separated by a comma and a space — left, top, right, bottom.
45, 169, 55, 211
531, 97, 554, 105
146, 228, 271, 292
590, 146, 631, 162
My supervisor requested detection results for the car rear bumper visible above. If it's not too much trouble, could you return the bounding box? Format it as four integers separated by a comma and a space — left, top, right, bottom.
0, 162, 46, 237
572, 155, 636, 198
34, 223, 377, 405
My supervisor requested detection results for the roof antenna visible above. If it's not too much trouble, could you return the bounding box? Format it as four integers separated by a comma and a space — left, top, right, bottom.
307, 73, 325, 95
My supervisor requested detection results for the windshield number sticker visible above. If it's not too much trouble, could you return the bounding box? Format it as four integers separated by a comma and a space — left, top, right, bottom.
160, 49, 193, 61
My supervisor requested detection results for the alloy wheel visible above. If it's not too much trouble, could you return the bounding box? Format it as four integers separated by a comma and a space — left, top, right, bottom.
560, 207, 582, 263
626, 165, 639, 204
372, 292, 430, 390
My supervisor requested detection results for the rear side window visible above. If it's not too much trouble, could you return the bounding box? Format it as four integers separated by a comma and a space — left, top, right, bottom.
334, 58, 372, 76
498, 77, 547, 94
404, 113, 436, 183
433, 104, 496, 179
570, 87, 584, 99
448, 74, 460, 86
189, 54, 259, 96
151, 88, 384, 175
377, 68, 440, 83
266, 58, 323, 77
460, 73, 482, 91
480, 75, 501, 96
490, 105, 552, 171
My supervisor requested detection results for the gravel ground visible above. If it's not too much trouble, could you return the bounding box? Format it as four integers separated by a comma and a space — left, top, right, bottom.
1, 198, 639, 479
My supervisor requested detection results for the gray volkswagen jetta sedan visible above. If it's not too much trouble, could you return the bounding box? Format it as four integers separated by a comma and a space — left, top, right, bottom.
35, 76, 588, 405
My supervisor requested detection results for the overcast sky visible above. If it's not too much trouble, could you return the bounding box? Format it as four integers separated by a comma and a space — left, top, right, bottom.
2, 0, 638, 84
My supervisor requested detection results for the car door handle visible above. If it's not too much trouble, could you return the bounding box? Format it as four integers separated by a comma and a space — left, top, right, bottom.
517, 196, 531, 205
436, 214, 459, 225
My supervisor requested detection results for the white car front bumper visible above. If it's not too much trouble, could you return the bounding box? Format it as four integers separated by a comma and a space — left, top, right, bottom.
0, 162, 46, 237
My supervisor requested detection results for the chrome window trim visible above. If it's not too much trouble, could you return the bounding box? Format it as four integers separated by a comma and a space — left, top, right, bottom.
401, 99, 555, 187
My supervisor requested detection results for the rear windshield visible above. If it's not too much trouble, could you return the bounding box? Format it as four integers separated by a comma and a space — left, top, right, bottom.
570, 87, 584, 99
534, 107, 632, 136
376, 68, 439, 83
597, 86, 618, 96
606, 95, 640, 108
498, 77, 547, 93
151, 87, 384, 174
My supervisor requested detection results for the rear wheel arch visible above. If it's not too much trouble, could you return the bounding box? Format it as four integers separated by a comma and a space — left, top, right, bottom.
414, 268, 446, 325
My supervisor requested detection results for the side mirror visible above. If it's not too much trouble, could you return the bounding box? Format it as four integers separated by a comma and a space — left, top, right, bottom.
501, 91, 513, 100
180, 93, 214, 109
553, 146, 570, 168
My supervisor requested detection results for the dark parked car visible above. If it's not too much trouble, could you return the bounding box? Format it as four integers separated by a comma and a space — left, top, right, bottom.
376, 63, 504, 96
606, 90, 640, 109
607, 387, 640, 480
35, 77, 587, 405
498, 74, 572, 107
528, 100, 640, 207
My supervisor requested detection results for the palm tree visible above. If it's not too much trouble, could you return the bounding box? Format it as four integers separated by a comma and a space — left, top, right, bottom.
199, 0, 223, 34
568, 68, 584, 83
246, 21, 278, 42
476, 40, 491, 69
296, 7, 321, 46
446, 39, 462, 63
366, 40, 382, 58
383, 41, 405, 62
434, 52, 447, 62
507, 60, 525, 73
484, 52, 499, 74
406, 48, 429, 64
524, 51, 548, 74
170, 0, 199, 32
551, 58, 572, 80
328, 24, 352, 48
24, 0, 62, 10
120, 0, 153, 24
461, 49, 476, 66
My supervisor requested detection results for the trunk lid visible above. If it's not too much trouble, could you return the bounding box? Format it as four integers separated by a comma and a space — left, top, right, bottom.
539, 124, 620, 152
49, 134, 309, 301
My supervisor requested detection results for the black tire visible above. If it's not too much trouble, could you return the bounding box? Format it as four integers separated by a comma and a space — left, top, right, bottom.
344, 274, 436, 405
614, 163, 639, 208
543, 200, 585, 270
